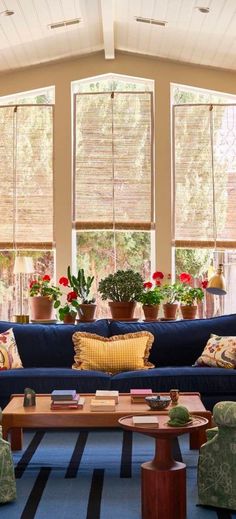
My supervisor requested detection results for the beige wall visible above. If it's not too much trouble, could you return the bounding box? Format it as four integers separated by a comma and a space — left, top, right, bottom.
1, 51, 235, 278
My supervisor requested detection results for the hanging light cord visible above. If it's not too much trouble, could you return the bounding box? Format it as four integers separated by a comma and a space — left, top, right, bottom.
209, 105, 217, 253
111, 91, 117, 272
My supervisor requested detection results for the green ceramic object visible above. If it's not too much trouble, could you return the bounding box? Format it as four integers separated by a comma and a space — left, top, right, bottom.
167, 405, 191, 426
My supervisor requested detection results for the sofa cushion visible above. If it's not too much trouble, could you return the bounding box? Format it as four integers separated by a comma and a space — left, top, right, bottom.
109, 314, 236, 367
195, 334, 236, 369
0, 328, 22, 369
110, 365, 236, 397
0, 320, 110, 368
72, 331, 154, 374
0, 367, 111, 409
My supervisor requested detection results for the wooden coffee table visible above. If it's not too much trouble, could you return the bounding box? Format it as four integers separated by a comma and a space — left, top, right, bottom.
119, 414, 209, 519
2, 391, 211, 451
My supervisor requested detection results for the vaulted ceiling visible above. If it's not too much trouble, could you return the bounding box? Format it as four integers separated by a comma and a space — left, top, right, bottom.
0, 0, 235, 73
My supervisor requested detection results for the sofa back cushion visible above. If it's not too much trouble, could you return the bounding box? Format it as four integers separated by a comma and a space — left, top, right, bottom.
0, 320, 110, 368
109, 314, 236, 367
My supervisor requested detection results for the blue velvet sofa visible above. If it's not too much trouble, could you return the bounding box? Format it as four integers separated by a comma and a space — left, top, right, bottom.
0, 314, 236, 411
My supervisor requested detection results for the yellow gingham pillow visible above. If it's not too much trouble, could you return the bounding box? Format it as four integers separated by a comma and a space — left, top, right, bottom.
195, 334, 236, 369
72, 331, 154, 374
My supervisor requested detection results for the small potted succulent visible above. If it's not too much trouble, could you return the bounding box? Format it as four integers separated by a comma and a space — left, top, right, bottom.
138, 271, 164, 321
29, 275, 62, 320
98, 269, 144, 320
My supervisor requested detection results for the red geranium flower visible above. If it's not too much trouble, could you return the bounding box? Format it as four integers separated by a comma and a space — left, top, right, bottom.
29, 280, 38, 288
59, 276, 69, 286
202, 280, 208, 289
42, 275, 51, 282
67, 291, 78, 302
152, 271, 164, 280
179, 272, 191, 284
155, 280, 161, 286
143, 281, 153, 289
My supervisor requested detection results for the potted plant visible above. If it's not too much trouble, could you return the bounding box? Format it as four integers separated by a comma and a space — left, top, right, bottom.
29, 275, 62, 320
161, 280, 182, 320
57, 276, 80, 324
178, 272, 205, 319
67, 266, 96, 322
138, 271, 164, 320
98, 269, 144, 319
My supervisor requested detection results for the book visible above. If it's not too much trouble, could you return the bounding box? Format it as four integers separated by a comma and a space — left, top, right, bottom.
51, 395, 79, 405
95, 390, 119, 404
51, 397, 85, 410
51, 389, 77, 401
132, 416, 159, 425
130, 388, 153, 403
90, 399, 116, 412
130, 389, 153, 396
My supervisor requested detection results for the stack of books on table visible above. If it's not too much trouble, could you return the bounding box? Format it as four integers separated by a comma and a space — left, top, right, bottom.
130, 388, 153, 403
90, 398, 116, 412
94, 390, 119, 403
50, 389, 84, 410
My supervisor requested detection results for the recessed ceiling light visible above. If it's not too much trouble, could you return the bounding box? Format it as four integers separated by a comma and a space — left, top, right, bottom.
48, 18, 82, 30
135, 16, 167, 27
196, 6, 210, 14
0, 9, 15, 16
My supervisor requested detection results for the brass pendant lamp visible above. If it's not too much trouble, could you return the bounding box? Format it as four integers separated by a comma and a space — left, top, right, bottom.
206, 263, 226, 296
205, 106, 226, 297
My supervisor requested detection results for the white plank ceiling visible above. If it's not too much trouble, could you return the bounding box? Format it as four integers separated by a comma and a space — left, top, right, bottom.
0, 0, 235, 73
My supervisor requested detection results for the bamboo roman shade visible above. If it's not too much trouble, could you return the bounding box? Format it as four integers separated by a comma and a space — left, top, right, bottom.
173, 104, 236, 248
73, 92, 154, 230
0, 105, 54, 249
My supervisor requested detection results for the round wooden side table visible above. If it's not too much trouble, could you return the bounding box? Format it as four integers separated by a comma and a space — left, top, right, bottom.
118, 414, 208, 519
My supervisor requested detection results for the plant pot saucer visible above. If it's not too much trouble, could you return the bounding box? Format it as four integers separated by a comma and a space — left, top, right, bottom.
76, 318, 97, 323
142, 319, 160, 322
110, 318, 140, 322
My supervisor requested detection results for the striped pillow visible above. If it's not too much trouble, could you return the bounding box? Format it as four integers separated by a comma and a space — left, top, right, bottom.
72, 331, 154, 374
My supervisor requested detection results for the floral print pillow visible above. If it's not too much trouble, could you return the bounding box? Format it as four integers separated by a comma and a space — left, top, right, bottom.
195, 334, 236, 369
0, 328, 22, 370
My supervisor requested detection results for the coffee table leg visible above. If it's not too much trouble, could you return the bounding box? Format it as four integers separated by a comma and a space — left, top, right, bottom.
141, 437, 186, 519
2, 426, 23, 451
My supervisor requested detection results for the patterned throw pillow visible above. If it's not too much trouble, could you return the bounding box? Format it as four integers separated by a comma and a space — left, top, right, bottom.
72, 331, 154, 374
195, 334, 236, 369
0, 328, 23, 370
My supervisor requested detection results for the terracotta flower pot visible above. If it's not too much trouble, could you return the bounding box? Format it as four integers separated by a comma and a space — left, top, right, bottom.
108, 301, 136, 320
77, 303, 97, 322
180, 305, 198, 320
63, 313, 76, 324
30, 296, 54, 320
163, 303, 178, 320
142, 304, 159, 321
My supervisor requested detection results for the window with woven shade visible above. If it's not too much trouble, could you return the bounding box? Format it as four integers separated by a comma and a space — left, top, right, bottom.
73, 91, 154, 232
173, 104, 236, 249
0, 104, 54, 250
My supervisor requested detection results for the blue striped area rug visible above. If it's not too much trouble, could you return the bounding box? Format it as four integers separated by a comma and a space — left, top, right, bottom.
1, 429, 236, 519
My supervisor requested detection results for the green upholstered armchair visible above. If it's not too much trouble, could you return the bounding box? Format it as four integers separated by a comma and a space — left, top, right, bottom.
0, 424, 16, 503
198, 401, 236, 510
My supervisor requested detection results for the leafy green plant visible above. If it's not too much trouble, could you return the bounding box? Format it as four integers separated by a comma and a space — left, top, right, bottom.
67, 266, 95, 304
138, 286, 164, 305
29, 275, 62, 308
180, 286, 204, 306
178, 272, 205, 306
98, 269, 144, 302
161, 282, 183, 304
